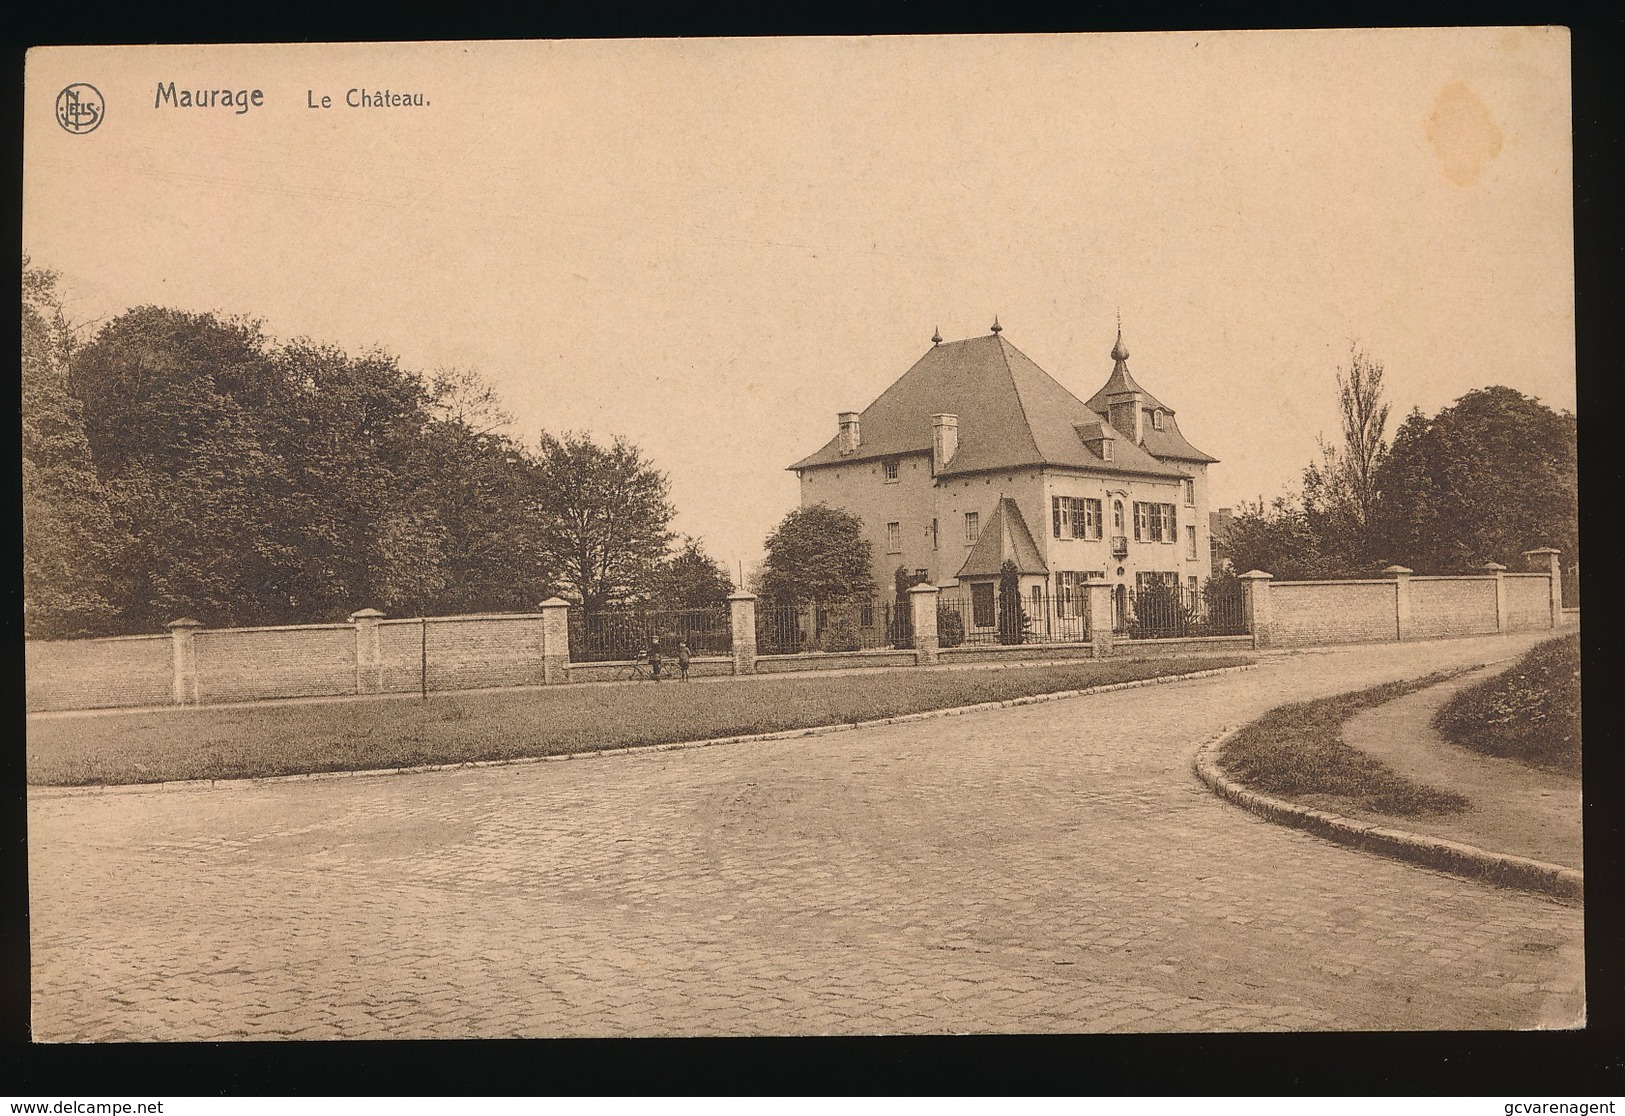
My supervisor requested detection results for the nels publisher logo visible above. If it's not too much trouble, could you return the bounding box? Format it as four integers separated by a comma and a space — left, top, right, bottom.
55, 83, 104, 134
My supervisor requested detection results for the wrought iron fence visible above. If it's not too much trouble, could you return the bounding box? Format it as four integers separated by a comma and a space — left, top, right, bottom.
1121, 581, 1247, 639
569, 605, 731, 663
936, 588, 1092, 647
756, 596, 903, 655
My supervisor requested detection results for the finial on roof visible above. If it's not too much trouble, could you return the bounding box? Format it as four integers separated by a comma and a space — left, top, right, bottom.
932, 326, 942, 346
990, 315, 1002, 334
1111, 316, 1129, 362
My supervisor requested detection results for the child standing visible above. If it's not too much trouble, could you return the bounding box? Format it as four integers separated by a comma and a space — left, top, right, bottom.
676, 640, 691, 681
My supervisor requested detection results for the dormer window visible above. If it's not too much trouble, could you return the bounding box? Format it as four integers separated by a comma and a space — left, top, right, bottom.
883, 458, 900, 483
1102, 439, 1114, 462
1151, 409, 1164, 431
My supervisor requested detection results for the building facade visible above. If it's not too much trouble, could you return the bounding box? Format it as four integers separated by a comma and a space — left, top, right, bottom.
788, 324, 1217, 630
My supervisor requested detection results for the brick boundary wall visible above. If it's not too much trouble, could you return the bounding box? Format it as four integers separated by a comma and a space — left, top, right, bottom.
24, 553, 1562, 714
25, 634, 173, 712
1271, 579, 1404, 646
1244, 553, 1563, 650
1504, 574, 1554, 631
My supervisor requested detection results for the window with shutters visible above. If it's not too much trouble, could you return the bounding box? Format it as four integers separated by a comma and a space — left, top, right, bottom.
886, 521, 901, 553
1082, 498, 1101, 538
1051, 496, 1103, 540
1136, 501, 1179, 543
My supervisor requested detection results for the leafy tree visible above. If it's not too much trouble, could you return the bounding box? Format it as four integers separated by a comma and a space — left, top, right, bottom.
411, 420, 556, 614
1220, 496, 1334, 581
24, 266, 687, 633
427, 365, 514, 435
531, 431, 675, 611
647, 536, 734, 610
21, 257, 126, 637
1303, 344, 1390, 567
270, 339, 442, 618
68, 306, 305, 630
1372, 386, 1577, 573
759, 503, 875, 606
369, 506, 450, 614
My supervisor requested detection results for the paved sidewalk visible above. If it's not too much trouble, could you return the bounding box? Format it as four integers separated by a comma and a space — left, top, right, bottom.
28, 630, 1582, 1038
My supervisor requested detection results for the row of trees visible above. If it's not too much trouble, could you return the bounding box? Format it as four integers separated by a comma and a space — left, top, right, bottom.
1221, 346, 1578, 584
22, 257, 734, 639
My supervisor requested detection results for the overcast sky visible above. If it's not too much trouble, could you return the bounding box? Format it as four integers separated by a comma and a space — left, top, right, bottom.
24, 30, 1573, 578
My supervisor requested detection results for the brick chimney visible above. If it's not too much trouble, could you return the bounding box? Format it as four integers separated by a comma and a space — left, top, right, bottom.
837, 411, 861, 455
931, 413, 959, 474
1107, 392, 1143, 443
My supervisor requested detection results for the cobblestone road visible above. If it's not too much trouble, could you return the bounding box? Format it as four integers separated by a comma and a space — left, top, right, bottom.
28, 631, 1583, 1038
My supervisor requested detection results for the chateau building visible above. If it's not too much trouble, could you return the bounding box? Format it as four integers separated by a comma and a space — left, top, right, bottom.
788, 322, 1217, 629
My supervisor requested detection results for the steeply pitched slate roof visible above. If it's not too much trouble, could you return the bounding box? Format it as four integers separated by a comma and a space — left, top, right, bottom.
1141, 422, 1218, 463
956, 497, 1048, 578
1086, 353, 1217, 463
788, 333, 1195, 478
1083, 357, 1167, 413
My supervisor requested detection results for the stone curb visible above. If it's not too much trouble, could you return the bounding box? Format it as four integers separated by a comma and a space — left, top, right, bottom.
32, 663, 1258, 799
1192, 727, 1583, 903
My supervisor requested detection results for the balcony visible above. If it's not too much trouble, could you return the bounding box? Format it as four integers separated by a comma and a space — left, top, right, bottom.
1110, 535, 1129, 557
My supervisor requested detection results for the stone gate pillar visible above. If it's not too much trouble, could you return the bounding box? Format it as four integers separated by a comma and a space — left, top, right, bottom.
1480, 562, 1508, 633
909, 582, 940, 665
728, 589, 758, 675
167, 617, 203, 705
1239, 571, 1274, 650
1085, 579, 1115, 658
1521, 547, 1564, 627
539, 597, 573, 684
1384, 565, 1414, 641
349, 608, 385, 694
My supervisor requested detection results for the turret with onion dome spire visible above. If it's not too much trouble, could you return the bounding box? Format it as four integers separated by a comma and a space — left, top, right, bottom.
1110, 316, 1130, 363
1101, 315, 1145, 442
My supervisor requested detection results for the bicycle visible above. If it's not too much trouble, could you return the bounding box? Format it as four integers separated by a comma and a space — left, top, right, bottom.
621, 662, 662, 682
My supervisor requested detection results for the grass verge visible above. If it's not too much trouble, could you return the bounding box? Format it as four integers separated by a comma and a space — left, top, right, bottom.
1215, 669, 1474, 816
1432, 633, 1580, 774
28, 655, 1251, 787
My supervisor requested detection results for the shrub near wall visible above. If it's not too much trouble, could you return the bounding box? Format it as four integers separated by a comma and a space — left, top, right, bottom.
1433, 633, 1580, 772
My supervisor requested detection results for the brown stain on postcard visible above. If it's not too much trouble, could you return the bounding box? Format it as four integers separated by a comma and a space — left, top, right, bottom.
1426, 81, 1504, 187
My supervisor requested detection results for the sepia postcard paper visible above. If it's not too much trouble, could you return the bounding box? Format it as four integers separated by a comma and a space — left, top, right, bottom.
22, 31, 1581, 1040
